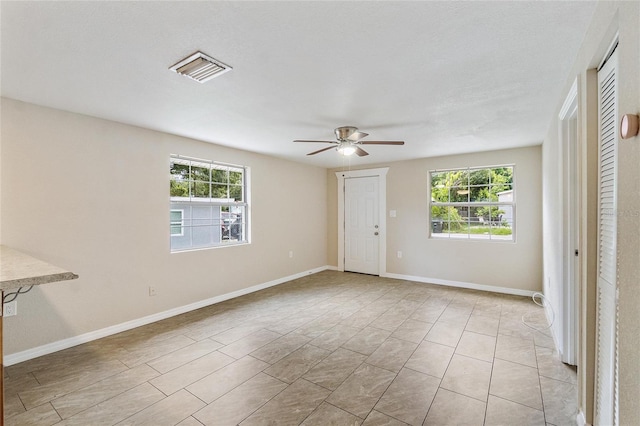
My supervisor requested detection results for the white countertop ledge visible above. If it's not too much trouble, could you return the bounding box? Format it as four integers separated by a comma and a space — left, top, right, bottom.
0, 245, 79, 292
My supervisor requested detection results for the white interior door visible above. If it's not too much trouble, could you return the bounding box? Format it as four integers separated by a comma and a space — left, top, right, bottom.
344, 176, 379, 275
595, 46, 619, 426
560, 81, 579, 366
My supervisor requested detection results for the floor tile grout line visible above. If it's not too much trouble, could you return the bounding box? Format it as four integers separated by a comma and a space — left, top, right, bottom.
487, 393, 546, 413
5, 271, 576, 425
486, 390, 547, 414
52, 381, 159, 425
537, 372, 577, 385
484, 319, 501, 426
492, 354, 538, 369
534, 340, 549, 425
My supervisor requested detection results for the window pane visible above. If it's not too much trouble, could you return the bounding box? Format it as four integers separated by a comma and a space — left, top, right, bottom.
221, 206, 232, 241
191, 181, 210, 198
212, 167, 228, 184
228, 223, 242, 241
469, 168, 490, 186
229, 185, 243, 202
170, 180, 190, 197
229, 169, 242, 183
470, 187, 494, 202
170, 210, 183, 236
170, 161, 190, 179
190, 164, 209, 181
447, 205, 466, 231
211, 184, 228, 199
450, 187, 469, 203
447, 170, 469, 187
495, 185, 514, 202
431, 172, 447, 187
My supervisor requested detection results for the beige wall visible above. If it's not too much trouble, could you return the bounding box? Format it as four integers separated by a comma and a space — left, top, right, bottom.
328, 146, 543, 293
542, 1, 640, 424
0, 98, 328, 355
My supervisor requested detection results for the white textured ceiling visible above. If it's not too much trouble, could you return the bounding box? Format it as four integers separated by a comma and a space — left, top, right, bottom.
1, 1, 596, 168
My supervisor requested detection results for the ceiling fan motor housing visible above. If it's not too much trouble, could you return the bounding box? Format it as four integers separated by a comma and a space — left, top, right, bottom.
335, 126, 358, 141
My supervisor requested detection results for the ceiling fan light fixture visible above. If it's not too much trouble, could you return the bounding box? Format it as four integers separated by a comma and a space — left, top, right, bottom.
294, 126, 404, 157
338, 142, 357, 156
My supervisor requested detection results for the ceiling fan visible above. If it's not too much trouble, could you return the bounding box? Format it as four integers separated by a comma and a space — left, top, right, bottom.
294, 126, 404, 156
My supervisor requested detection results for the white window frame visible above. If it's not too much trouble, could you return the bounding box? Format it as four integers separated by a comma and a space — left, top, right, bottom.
170, 154, 250, 252
428, 165, 516, 242
170, 209, 184, 236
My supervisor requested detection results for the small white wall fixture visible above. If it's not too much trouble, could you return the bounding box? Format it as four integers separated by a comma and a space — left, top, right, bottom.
336, 168, 389, 275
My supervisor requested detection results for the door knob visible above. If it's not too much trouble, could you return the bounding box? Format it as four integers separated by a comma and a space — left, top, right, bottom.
374, 232, 379, 236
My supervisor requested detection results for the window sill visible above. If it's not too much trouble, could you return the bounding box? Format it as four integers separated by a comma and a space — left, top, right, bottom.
170, 241, 250, 253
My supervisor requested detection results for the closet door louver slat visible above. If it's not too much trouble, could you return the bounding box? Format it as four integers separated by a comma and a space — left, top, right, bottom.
595, 48, 619, 426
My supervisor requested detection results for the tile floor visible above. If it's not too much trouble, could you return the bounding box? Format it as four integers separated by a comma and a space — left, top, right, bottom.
4, 271, 578, 425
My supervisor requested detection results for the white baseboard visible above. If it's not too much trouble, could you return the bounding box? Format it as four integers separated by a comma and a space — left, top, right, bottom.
544, 303, 563, 354
381, 272, 537, 297
4, 265, 331, 366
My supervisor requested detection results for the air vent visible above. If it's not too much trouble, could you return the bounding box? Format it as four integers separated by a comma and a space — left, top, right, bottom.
169, 51, 232, 83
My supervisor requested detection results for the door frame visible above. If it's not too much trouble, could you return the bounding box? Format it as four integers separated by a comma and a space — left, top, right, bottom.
336, 168, 389, 274
559, 78, 580, 365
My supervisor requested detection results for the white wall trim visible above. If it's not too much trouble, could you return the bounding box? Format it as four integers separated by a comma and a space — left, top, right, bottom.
559, 78, 578, 118
544, 302, 562, 357
382, 272, 537, 297
335, 167, 389, 275
558, 76, 580, 365
577, 410, 589, 426
4, 265, 331, 366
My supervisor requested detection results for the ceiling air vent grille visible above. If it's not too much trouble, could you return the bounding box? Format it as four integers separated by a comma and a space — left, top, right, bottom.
169, 51, 232, 83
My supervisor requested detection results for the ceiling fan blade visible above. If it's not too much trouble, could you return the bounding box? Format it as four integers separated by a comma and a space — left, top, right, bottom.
359, 140, 405, 145
355, 147, 369, 157
294, 139, 336, 144
307, 146, 335, 156
347, 131, 369, 141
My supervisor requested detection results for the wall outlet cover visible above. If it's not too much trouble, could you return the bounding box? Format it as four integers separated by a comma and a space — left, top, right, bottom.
3, 301, 17, 317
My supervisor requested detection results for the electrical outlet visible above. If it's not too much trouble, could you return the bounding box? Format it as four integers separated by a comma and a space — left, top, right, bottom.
289, 250, 294, 258
3, 301, 17, 317
149, 286, 157, 296
397, 251, 403, 259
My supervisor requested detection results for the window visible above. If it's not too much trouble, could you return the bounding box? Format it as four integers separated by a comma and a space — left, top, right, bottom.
429, 165, 514, 241
170, 209, 184, 236
170, 155, 249, 251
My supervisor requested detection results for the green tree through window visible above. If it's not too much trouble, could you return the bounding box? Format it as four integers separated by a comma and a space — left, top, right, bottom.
430, 166, 514, 240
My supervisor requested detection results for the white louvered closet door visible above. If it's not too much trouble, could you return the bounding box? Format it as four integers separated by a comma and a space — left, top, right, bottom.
595, 47, 619, 426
